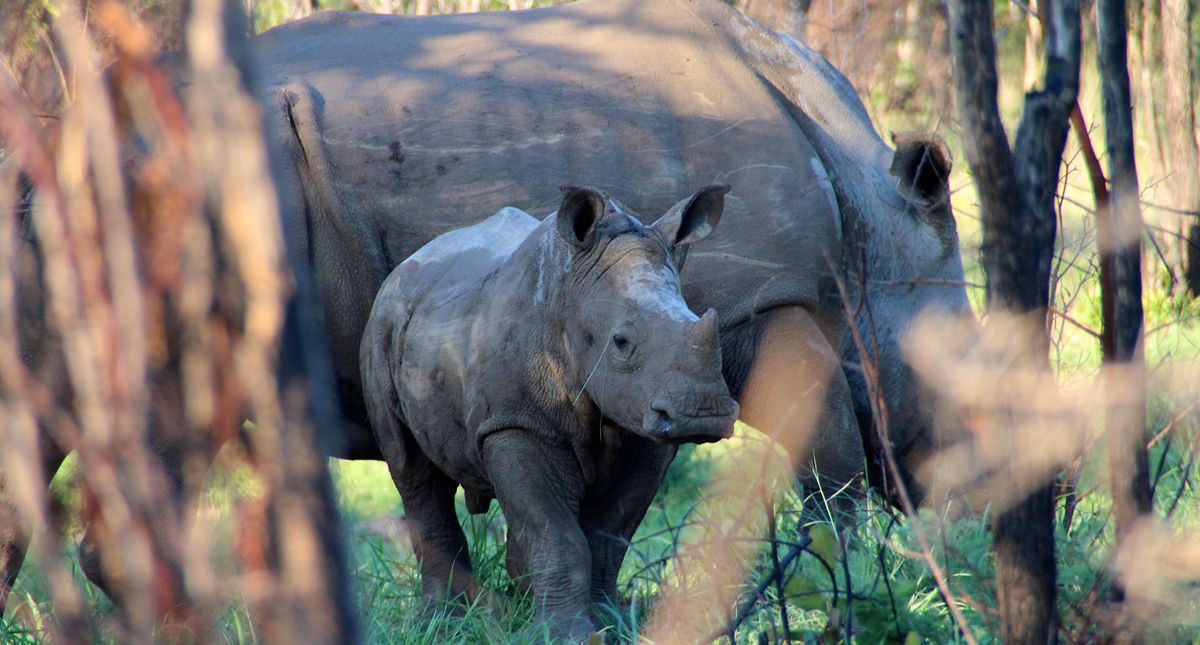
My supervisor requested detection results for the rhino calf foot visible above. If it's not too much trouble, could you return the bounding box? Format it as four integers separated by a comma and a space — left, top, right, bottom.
547, 612, 601, 643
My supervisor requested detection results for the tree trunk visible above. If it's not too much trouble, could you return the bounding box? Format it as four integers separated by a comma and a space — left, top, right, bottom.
186, 0, 360, 641
949, 0, 1080, 642
1098, 0, 1151, 541
1161, 0, 1200, 294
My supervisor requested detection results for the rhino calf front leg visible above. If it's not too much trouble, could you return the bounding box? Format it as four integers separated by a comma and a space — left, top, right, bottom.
579, 433, 676, 610
484, 430, 595, 640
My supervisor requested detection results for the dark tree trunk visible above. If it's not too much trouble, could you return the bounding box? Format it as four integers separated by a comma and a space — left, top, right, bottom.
1098, 0, 1150, 535
1097, 0, 1152, 613
949, 0, 1081, 643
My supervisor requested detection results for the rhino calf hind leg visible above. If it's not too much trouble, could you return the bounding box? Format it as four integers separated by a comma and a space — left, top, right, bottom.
367, 407, 474, 601
724, 307, 866, 495
388, 463, 475, 603
363, 364, 476, 602
483, 431, 595, 641
407, 480, 475, 603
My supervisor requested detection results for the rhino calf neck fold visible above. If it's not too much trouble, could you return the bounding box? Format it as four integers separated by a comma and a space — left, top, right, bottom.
360, 185, 738, 639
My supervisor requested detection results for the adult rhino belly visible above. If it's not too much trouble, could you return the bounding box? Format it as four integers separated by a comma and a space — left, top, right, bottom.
254, 0, 841, 426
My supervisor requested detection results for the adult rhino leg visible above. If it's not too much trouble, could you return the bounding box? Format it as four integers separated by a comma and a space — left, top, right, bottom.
274, 83, 390, 462
483, 430, 595, 641
722, 306, 865, 494
0, 433, 67, 613
578, 433, 676, 611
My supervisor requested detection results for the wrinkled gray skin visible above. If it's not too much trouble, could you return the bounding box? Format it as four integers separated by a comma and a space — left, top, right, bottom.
1, 0, 975, 620
255, 0, 972, 496
361, 186, 738, 638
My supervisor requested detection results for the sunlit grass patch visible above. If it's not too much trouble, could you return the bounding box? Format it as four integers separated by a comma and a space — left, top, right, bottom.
331, 459, 401, 523
6, 409, 1200, 642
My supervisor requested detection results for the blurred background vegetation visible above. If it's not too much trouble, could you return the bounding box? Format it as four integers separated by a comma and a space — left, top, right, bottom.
3, 0, 1200, 642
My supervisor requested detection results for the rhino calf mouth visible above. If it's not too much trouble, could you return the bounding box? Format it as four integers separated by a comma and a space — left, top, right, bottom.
642, 402, 739, 445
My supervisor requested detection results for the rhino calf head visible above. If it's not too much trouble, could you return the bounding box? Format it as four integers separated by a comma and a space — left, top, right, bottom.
556, 185, 739, 444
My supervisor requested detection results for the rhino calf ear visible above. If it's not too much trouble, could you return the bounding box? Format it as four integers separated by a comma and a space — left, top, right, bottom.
654, 184, 731, 251
890, 132, 952, 208
556, 186, 607, 248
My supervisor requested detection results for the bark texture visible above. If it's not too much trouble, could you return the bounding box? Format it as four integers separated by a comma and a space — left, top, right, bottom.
1098, 0, 1150, 539
949, 0, 1080, 642
188, 0, 359, 640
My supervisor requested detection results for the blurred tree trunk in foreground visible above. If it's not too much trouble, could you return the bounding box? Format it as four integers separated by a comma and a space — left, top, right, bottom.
0, 0, 358, 641
949, 0, 1081, 642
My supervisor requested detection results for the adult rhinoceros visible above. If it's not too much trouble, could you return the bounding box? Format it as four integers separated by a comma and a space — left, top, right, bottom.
256, 0, 969, 494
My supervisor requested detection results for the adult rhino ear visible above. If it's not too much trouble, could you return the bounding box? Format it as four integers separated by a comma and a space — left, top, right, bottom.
890, 133, 958, 255
556, 186, 607, 248
653, 184, 730, 267
890, 132, 952, 210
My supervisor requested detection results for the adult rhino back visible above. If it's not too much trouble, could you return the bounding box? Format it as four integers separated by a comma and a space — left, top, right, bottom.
256, 0, 970, 497
254, 0, 840, 373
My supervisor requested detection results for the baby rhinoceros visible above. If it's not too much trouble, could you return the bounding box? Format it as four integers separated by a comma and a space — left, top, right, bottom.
360, 185, 739, 640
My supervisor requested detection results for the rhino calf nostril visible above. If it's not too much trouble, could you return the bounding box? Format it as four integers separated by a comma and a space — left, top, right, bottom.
644, 407, 674, 435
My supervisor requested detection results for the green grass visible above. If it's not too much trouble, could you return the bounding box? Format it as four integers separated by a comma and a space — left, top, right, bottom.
6, 2, 1200, 642
6, 408, 1200, 642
